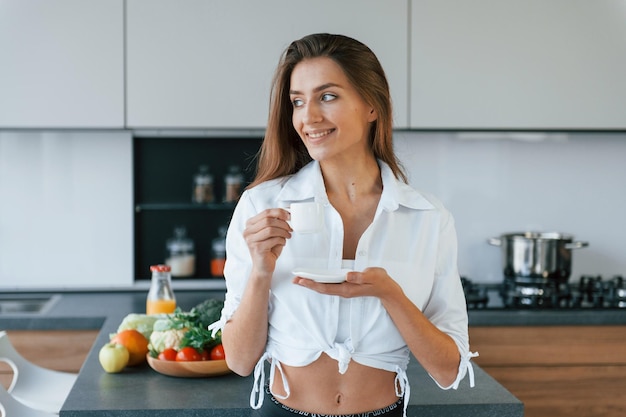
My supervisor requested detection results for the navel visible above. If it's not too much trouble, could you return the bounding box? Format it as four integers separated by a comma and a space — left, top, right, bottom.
335, 393, 343, 404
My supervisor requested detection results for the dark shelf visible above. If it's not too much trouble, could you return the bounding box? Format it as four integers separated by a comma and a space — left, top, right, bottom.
133, 136, 262, 280
135, 202, 237, 212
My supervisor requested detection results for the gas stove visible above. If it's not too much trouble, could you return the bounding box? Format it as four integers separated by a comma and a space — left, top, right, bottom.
462, 275, 626, 310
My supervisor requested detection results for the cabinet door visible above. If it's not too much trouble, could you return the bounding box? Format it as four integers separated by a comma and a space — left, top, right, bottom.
126, 0, 408, 129
0, 0, 124, 128
410, 0, 626, 129
470, 326, 626, 417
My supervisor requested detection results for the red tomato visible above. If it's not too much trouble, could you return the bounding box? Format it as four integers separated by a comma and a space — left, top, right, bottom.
176, 346, 202, 361
157, 348, 177, 361
200, 349, 210, 361
209, 344, 226, 361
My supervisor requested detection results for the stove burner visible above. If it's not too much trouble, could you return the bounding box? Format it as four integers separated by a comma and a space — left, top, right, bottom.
603, 275, 626, 308
462, 275, 626, 310
501, 279, 572, 309
461, 277, 489, 309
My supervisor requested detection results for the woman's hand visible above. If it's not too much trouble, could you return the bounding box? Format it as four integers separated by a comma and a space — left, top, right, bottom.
243, 208, 292, 276
223, 208, 291, 376
294, 266, 462, 386
293, 267, 402, 301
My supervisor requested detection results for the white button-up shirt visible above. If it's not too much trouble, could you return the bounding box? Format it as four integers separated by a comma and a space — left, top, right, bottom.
211, 160, 476, 415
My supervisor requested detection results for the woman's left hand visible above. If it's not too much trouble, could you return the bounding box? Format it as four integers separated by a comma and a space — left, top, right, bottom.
293, 267, 402, 300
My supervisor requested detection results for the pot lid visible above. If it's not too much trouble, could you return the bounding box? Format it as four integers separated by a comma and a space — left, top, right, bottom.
504, 232, 575, 240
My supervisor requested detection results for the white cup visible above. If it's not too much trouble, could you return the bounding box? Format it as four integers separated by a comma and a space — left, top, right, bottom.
288, 202, 324, 234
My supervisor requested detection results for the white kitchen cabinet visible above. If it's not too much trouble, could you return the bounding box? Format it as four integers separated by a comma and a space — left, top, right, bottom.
0, 0, 124, 128
126, 0, 408, 129
410, 0, 626, 130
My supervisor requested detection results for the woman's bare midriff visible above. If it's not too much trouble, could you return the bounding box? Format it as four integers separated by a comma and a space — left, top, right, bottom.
270, 353, 399, 414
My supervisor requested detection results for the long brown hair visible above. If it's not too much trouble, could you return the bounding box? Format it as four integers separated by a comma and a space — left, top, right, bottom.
249, 33, 406, 188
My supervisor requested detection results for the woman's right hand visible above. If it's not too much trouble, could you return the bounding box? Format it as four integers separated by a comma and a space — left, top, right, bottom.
223, 208, 291, 376
243, 208, 292, 276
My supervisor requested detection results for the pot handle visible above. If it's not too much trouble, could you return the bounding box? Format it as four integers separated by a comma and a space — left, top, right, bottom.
565, 241, 589, 250
487, 237, 501, 246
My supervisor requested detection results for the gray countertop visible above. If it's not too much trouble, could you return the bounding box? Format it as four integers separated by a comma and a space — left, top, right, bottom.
13, 288, 626, 416
469, 307, 626, 326
62, 312, 521, 417
4, 289, 625, 330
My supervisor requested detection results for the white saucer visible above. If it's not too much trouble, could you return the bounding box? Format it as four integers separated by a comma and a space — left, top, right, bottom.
292, 268, 351, 284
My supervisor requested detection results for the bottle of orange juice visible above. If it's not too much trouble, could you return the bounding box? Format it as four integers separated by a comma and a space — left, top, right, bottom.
146, 265, 176, 315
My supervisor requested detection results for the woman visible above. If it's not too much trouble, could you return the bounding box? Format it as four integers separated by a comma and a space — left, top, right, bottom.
209, 33, 476, 417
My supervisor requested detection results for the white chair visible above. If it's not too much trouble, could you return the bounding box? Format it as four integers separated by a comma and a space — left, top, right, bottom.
1, 383, 56, 417
0, 330, 77, 414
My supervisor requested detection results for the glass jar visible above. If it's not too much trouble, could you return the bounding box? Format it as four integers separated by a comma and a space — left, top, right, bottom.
146, 264, 176, 315
165, 226, 196, 277
192, 165, 214, 203
223, 165, 244, 203
210, 226, 227, 277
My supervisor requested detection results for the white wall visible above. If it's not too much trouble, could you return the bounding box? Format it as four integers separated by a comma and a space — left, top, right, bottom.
0, 131, 133, 289
1, 130, 624, 288
395, 131, 626, 283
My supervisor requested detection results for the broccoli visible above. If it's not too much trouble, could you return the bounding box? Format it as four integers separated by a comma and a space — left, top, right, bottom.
191, 298, 224, 329
148, 303, 224, 355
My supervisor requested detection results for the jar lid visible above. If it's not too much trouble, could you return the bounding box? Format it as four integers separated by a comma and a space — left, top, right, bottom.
194, 174, 213, 185
166, 227, 195, 252
167, 239, 194, 252
194, 165, 213, 184
225, 165, 243, 182
150, 264, 171, 272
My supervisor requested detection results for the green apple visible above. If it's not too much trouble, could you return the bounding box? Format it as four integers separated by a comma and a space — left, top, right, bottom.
99, 343, 130, 373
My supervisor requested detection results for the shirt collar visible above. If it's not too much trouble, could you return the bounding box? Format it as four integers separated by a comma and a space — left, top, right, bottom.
275, 161, 323, 204
276, 160, 434, 211
378, 161, 435, 211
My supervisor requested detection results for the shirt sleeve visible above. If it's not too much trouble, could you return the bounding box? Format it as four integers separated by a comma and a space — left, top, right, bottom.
421, 208, 477, 389
209, 190, 256, 335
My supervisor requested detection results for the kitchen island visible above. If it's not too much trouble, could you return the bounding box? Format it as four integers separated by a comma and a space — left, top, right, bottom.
0, 290, 523, 417
63, 338, 519, 417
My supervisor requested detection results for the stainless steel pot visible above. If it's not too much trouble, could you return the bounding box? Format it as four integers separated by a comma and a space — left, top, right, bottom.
488, 232, 589, 284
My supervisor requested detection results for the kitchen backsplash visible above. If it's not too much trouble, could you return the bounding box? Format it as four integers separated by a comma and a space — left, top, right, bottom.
0, 131, 133, 289
395, 131, 626, 282
1, 130, 625, 288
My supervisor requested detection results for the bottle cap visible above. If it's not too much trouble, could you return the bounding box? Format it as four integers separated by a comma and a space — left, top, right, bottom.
150, 264, 171, 272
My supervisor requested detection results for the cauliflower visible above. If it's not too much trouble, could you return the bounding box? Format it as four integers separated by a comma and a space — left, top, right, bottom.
147, 306, 223, 355
149, 329, 187, 353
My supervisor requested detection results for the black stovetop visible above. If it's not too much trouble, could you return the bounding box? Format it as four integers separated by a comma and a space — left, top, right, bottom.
462, 275, 626, 310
